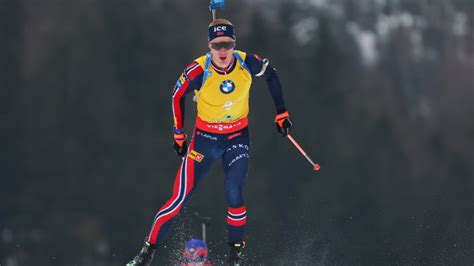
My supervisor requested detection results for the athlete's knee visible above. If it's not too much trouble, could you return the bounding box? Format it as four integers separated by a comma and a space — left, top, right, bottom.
225, 185, 244, 207
182, 189, 195, 206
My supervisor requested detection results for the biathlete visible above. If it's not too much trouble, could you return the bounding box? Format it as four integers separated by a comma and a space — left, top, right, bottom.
127, 18, 293, 265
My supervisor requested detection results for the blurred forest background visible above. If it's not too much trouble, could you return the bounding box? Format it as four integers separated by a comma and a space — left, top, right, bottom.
1, 0, 474, 265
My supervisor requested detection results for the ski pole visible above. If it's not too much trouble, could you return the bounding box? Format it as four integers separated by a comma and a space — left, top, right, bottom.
209, 0, 225, 20
287, 134, 321, 171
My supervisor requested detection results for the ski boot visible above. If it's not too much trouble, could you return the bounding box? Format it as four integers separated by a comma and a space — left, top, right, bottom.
126, 241, 156, 266
228, 241, 245, 265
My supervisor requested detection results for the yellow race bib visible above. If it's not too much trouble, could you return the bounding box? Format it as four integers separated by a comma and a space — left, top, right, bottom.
194, 51, 252, 123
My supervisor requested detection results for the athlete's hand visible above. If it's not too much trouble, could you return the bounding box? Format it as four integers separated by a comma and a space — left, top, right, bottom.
173, 132, 187, 157
275, 111, 293, 137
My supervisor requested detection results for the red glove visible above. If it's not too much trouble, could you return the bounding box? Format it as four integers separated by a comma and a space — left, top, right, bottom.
275, 111, 293, 137
173, 132, 187, 157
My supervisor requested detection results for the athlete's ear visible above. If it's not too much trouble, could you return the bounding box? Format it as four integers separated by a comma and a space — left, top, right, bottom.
208, 42, 212, 50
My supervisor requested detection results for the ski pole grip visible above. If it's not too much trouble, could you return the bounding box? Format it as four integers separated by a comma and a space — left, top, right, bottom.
209, 0, 225, 11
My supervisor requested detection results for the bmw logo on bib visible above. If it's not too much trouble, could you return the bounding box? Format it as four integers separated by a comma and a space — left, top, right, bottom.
220, 80, 235, 94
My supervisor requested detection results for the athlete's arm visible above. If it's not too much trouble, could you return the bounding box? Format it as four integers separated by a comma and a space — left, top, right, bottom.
245, 53, 292, 136
172, 62, 204, 133
245, 53, 286, 114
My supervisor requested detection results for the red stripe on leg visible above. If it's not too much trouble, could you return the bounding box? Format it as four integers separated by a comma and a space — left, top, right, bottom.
185, 136, 196, 194
147, 162, 185, 244
228, 206, 246, 215
148, 205, 182, 244
148, 134, 198, 244
153, 161, 184, 216
227, 217, 247, 227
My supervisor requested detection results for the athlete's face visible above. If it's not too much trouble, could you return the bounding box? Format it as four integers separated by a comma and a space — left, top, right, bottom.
208, 36, 235, 68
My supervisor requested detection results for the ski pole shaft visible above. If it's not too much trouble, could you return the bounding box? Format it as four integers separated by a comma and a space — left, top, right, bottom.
202, 223, 207, 242
287, 134, 321, 171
